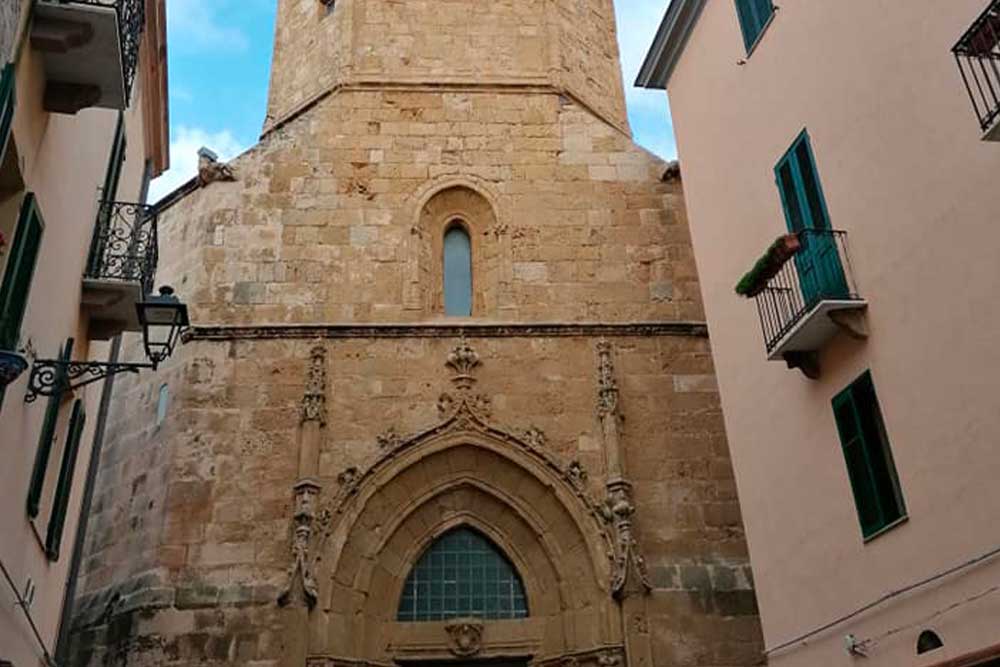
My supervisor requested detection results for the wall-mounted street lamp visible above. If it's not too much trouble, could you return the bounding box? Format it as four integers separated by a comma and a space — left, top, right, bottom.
24, 286, 189, 403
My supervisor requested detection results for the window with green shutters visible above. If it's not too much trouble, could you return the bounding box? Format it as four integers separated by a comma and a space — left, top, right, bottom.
0, 62, 15, 165
832, 371, 906, 540
45, 398, 86, 561
27, 339, 74, 519
0, 193, 44, 351
734, 0, 775, 53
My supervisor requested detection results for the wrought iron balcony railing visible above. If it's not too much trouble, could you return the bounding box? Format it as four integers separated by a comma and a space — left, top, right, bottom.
85, 201, 158, 297
750, 229, 863, 356
953, 0, 1000, 138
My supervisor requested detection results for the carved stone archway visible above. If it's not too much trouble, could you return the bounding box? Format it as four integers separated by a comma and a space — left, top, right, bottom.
298, 340, 625, 665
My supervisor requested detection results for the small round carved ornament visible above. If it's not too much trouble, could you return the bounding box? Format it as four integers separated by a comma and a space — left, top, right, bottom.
445, 619, 484, 657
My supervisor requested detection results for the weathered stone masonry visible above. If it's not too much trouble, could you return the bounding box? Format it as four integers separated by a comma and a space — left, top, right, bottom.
65, 0, 764, 665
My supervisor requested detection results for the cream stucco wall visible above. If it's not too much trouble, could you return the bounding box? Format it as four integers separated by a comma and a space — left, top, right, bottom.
0, 19, 162, 667
663, 1, 1000, 666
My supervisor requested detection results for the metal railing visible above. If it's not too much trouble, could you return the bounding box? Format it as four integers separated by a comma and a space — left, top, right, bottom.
753, 230, 862, 354
52, 0, 146, 103
953, 0, 1000, 134
85, 201, 158, 296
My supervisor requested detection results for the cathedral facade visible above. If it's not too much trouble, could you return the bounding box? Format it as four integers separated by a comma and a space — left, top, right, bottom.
68, 1, 763, 665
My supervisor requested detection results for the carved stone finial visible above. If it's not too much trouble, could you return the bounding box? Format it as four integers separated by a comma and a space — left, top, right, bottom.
337, 467, 360, 497
567, 460, 588, 488
597, 650, 624, 667
520, 425, 548, 449
279, 480, 322, 608
446, 337, 481, 390
301, 346, 327, 425
445, 620, 484, 657
377, 427, 403, 451
198, 146, 237, 186
596, 339, 620, 418
606, 480, 652, 599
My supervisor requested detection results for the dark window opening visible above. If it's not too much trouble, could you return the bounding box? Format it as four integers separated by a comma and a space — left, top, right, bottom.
832, 371, 906, 540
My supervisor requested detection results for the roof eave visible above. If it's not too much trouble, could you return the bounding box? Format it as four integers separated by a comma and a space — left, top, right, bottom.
634, 0, 707, 90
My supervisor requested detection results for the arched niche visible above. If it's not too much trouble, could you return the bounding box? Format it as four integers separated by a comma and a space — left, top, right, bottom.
309, 433, 619, 663
411, 184, 501, 316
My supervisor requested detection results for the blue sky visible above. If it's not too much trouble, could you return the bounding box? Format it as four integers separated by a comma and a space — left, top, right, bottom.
150, 0, 676, 200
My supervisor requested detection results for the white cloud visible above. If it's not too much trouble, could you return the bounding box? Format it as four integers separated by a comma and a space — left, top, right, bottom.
167, 0, 249, 53
148, 126, 250, 202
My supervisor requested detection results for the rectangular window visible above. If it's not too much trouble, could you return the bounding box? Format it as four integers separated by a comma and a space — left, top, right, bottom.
27, 339, 74, 519
0, 62, 15, 165
734, 0, 775, 52
0, 193, 44, 350
45, 398, 86, 561
833, 371, 906, 540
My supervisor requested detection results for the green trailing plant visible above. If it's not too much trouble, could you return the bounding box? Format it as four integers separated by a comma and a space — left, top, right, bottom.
734, 234, 801, 297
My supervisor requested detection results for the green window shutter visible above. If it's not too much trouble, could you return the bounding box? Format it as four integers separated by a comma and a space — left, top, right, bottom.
0, 193, 44, 350
833, 371, 906, 539
734, 0, 774, 52
793, 137, 832, 230
734, 0, 758, 52
102, 112, 127, 203
0, 62, 15, 165
775, 132, 830, 234
45, 398, 87, 561
27, 338, 74, 518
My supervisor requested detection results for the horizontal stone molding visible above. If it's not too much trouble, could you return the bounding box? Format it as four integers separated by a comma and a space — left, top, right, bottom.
183, 321, 708, 343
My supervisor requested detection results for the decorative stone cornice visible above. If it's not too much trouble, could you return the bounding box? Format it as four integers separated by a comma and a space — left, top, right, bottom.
183, 321, 708, 343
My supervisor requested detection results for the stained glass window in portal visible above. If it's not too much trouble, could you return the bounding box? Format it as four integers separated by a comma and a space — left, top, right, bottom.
397, 528, 529, 621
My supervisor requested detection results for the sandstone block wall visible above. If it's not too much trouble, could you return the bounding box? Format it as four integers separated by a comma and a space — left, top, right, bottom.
265, 0, 629, 132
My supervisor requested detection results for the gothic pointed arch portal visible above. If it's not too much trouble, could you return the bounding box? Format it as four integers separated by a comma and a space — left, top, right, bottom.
301, 340, 628, 666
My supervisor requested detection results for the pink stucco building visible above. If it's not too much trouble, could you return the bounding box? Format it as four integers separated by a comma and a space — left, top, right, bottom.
638, 1, 1000, 666
0, 1, 169, 665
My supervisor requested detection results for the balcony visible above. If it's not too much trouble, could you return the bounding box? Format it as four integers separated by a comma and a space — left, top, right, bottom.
953, 0, 1000, 141
82, 201, 158, 339
30, 0, 145, 113
738, 230, 867, 378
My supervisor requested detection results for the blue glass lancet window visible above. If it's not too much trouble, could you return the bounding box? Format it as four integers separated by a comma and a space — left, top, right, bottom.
443, 224, 472, 316
397, 528, 529, 622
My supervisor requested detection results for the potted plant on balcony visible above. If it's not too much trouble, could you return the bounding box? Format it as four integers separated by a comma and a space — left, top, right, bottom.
734, 233, 802, 297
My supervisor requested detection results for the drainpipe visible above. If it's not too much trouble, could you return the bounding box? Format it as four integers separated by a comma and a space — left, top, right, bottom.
54, 335, 122, 665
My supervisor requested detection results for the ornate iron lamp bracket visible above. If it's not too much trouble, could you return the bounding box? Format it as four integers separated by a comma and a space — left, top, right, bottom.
24, 359, 153, 404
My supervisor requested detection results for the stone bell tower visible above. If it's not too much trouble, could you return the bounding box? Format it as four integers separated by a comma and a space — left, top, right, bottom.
66, 1, 764, 666
264, 0, 629, 134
